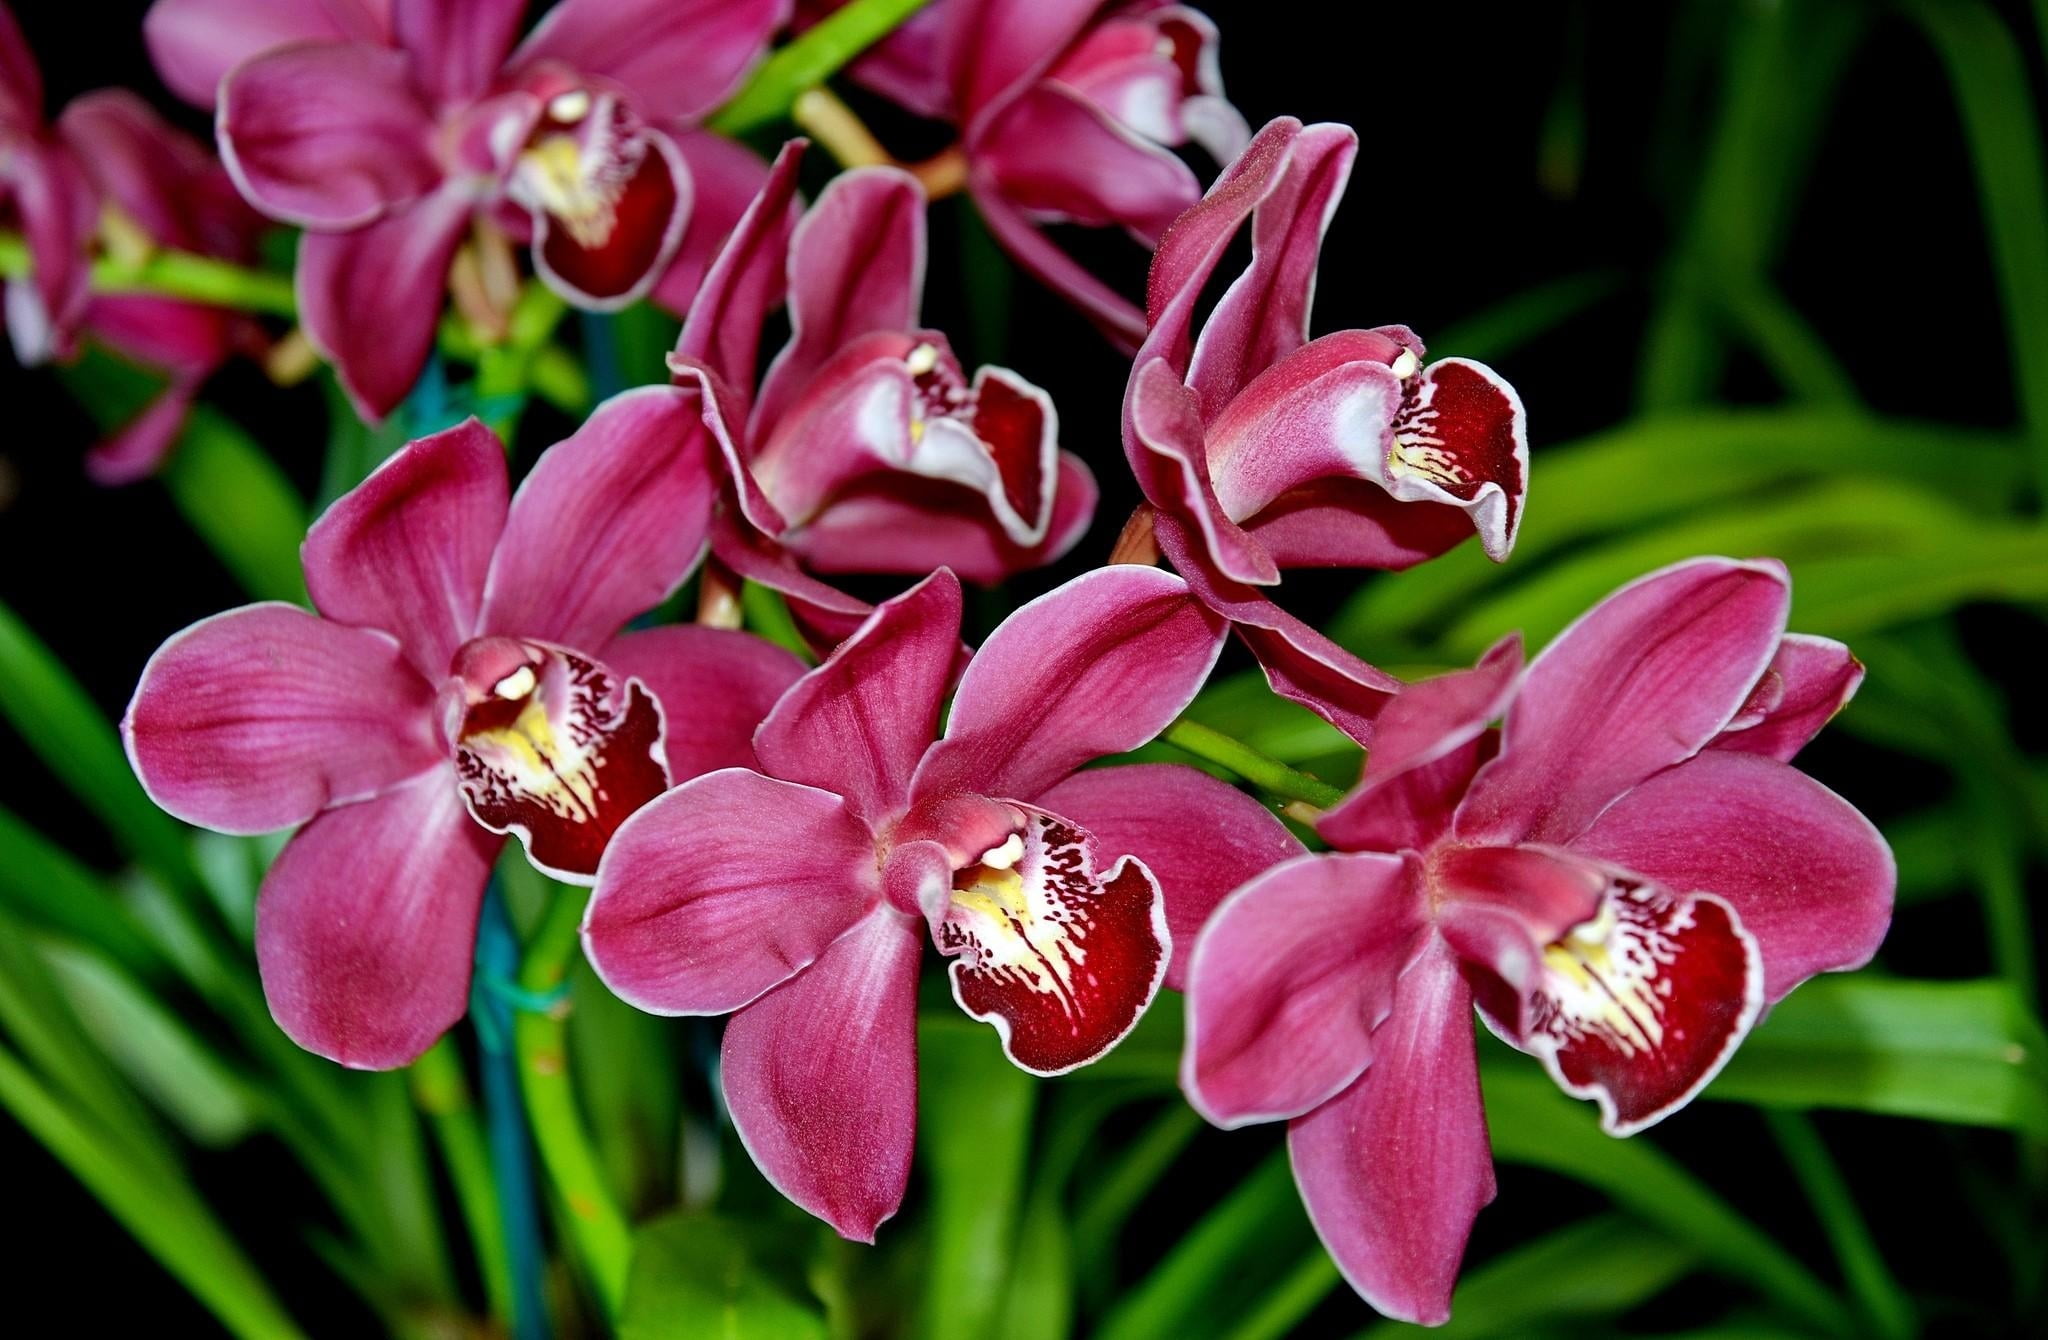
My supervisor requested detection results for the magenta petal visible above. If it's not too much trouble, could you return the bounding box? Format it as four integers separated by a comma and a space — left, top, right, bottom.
124, 602, 443, 834
1036, 763, 1302, 990
1184, 851, 1426, 1126
528, 124, 692, 309
976, 81, 1201, 240
754, 166, 925, 434
256, 767, 498, 1069
721, 908, 922, 1241
297, 187, 474, 421
601, 626, 805, 780
1187, 122, 1356, 411
970, 186, 1145, 348
514, 0, 787, 122
145, 0, 388, 107
1319, 637, 1521, 853
1287, 936, 1492, 1326
479, 387, 713, 648
673, 139, 804, 430
707, 504, 874, 647
1156, 514, 1400, 743
302, 417, 507, 679
58, 90, 259, 263
650, 128, 775, 317
220, 41, 440, 228
1573, 749, 1894, 1003
916, 567, 1225, 803
1242, 480, 1478, 572
393, 0, 524, 104
3, 135, 95, 361
1455, 557, 1792, 848
946, 0, 1102, 118
86, 380, 198, 485
755, 571, 963, 825
583, 769, 880, 1014
1711, 634, 1863, 762
0, 3, 41, 125
1127, 356, 1276, 586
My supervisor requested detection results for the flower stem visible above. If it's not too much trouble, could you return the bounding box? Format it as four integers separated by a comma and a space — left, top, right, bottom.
792, 88, 893, 168
409, 1039, 515, 1327
1159, 719, 1347, 809
0, 232, 296, 316
710, 0, 938, 135
514, 885, 633, 1319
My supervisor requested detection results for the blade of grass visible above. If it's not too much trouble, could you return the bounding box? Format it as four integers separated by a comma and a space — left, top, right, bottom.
918, 1018, 1038, 1339
710, 0, 937, 134
1765, 1111, 1915, 1339
158, 406, 310, 605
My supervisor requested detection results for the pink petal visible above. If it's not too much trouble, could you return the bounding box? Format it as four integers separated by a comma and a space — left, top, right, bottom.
1379, 357, 1528, 562
1185, 122, 1356, 413
297, 186, 474, 421
915, 566, 1225, 804
754, 166, 925, 437
2, 135, 96, 361
936, 808, 1168, 1075
1318, 637, 1522, 853
1572, 749, 1893, 1003
301, 416, 508, 679
478, 386, 713, 649
513, 0, 789, 123
721, 907, 922, 1241
1036, 762, 1303, 990
706, 505, 874, 647
583, 769, 881, 1014
788, 449, 1097, 585
754, 570, 963, 825
969, 186, 1146, 348
1710, 634, 1864, 762
219, 41, 439, 228
1154, 514, 1400, 743
600, 626, 806, 779
1455, 557, 1792, 848
256, 766, 498, 1069
651, 127, 776, 316
1126, 356, 1275, 586
671, 137, 803, 390
974, 80, 1201, 241
393, 0, 523, 105
0, 3, 41, 125
57, 90, 259, 260
945, 0, 1101, 119
527, 122, 692, 309
1287, 935, 1492, 1326
124, 602, 443, 835
449, 638, 671, 884
820, 0, 952, 120
1183, 851, 1426, 1126
1241, 479, 1477, 572
86, 380, 198, 485
145, 0, 390, 107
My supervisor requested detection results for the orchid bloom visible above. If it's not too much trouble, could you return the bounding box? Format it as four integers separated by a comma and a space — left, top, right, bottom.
808, 0, 1247, 345
125, 395, 803, 1067
585, 566, 1301, 1239
1127, 116, 1529, 740
664, 141, 1096, 631
3, 5, 263, 481
144, 0, 788, 419
1180, 557, 1894, 1323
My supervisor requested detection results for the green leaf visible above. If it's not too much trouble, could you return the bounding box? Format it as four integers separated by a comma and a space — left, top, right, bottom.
1707, 975, 2048, 1135
620, 1213, 829, 1340
159, 406, 310, 605
0, 598, 196, 888
710, 0, 937, 134
1358, 1213, 1699, 1339
0, 802, 167, 980
1481, 1063, 1854, 1335
917, 1014, 1038, 1339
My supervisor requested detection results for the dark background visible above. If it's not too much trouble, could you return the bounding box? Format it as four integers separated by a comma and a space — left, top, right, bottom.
2, 1, 2039, 1333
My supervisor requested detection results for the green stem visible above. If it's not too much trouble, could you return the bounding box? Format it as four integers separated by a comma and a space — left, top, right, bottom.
1159, 719, 1346, 808
710, 0, 937, 134
1766, 1111, 1915, 1340
514, 885, 633, 1318
411, 1039, 515, 1327
0, 233, 295, 316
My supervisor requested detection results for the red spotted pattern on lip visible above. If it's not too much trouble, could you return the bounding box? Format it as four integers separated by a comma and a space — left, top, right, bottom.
937, 810, 1168, 1076
452, 640, 671, 882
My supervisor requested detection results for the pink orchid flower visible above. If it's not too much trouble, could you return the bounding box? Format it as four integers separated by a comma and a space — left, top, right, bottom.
584, 565, 1301, 1240
1180, 557, 1894, 1324
663, 141, 1096, 633
2, 5, 264, 481
1127, 116, 1529, 740
806, 0, 1247, 345
145, 0, 789, 419
124, 395, 803, 1068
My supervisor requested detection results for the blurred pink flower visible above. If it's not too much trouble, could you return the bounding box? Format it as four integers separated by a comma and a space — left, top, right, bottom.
1180, 557, 1893, 1324
146, 0, 789, 418
586, 565, 1298, 1238
125, 398, 801, 1067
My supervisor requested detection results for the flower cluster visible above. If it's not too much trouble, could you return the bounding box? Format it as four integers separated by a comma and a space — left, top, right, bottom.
41, 0, 1896, 1324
